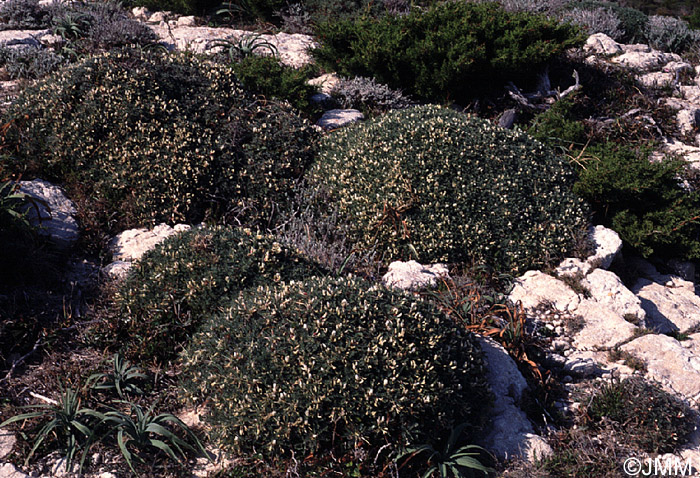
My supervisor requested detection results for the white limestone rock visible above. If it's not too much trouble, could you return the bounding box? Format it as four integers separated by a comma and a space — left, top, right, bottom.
583, 33, 623, 56
633, 278, 700, 334
621, 334, 700, 402
508, 271, 581, 313
555, 258, 591, 278
637, 71, 674, 88
0, 463, 28, 478
611, 49, 682, 72
102, 260, 132, 281
586, 225, 622, 269
109, 223, 190, 262
150, 26, 316, 68
131, 6, 150, 20
681, 85, 700, 104
308, 73, 340, 95
478, 337, 551, 462
177, 15, 196, 27
0, 432, 15, 460
581, 269, 646, 323
316, 109, 364, 130
18, 179, 79, 250
382, 260, 448, 291
571, 300, 638, 350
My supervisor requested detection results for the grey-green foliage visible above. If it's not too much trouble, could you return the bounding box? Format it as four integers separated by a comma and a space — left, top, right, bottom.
307, 105, 589, 273
559, 7, 624, 40
0, 0, 49, 30
182, 275, 491, 461
330, 76, 414, 116
645, 15, 700, 53
0, 45, 67, 79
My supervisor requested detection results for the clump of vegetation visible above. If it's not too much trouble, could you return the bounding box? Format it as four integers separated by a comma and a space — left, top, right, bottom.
0, 0, 49, 29
571, 1, 649, 44
108, 226, 324, 362
587, 377, 695, 453
1, 50, 316, 241
573, 144, 700, 261
0, 45, 67, 80
330, 76, 414, 116
227, 55, 319, 116
559, 6, 624, 40
182, 275, 491, 469
645, 14, 700, 53
0, 358, 206, 475
528, 96, 588, 149
307, 105, 589, 273
312, 1, 583, 104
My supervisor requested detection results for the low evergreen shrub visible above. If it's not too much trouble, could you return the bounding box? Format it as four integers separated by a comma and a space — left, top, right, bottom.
312, 1, 583, 104
0, 45, 67, 80
1, 50, 316, 238
110, 226, 324, 362
588, 377, 695, 453
573, 144, 700, 260
570, 1, 649, 43
0, 0, 49, 30
182, 275, 491, 462
227, 55, 319, 116
330, 76, 414, 116
645, 15, 699, 53
306, 105, 589, 273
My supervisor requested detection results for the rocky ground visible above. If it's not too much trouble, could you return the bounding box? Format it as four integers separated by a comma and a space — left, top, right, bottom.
3, 7, 700, 478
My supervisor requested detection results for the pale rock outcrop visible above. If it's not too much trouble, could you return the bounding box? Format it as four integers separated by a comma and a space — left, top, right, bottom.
621, 334, 700, 403
555, 258, 590, 278
581, 269, 646, 322
509, 271, 581, 313
150, 26, 316, 68
478, 337, 552, 462
0, 463, 28, 478
587, 225, 622, 269
637, 71, 674, 88
109, 223, 190, 262
308, 73, 340, 95
571, 300, 637, 349
18, 179, 79, 250
611, 49, 682, 72
177, 15, 196, 27
131, 6, 150, 20
0, 432, 15, 460
656, 137, 700, 167
632, 278, 700, 333
681, 85, 700, 104
101, 260, 132, 281
382, 260, 449, 291
563, 351, 602, 378
662, 60, 694, 75
316, 109, 364, 130
583, 33, 623, 56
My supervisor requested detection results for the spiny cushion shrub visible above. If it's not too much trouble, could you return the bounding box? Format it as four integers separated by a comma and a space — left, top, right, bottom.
574, 144, 700, 260
570, 1, 649, 43
306, 105, 589, 273
182, 275, 491, 462
111, 226, 324, 363
227, 55, 319, 116
587, 377, 695, 453
1, 50, 316, 237
312, 2, 583, 104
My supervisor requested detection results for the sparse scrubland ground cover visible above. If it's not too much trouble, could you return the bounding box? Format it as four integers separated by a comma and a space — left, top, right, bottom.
1, 0, 700, 477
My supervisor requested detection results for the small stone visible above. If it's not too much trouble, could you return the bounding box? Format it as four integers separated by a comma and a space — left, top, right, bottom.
583, 33, 623, 56
562, 375, 573, 383
18, 178, 79, 250
382, 261, 448, 291
586, 225, 622, 270
177, 15, 196, 26
0, 431, 16, 460
131, 6, 150, 19
316, 109, 364, 130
